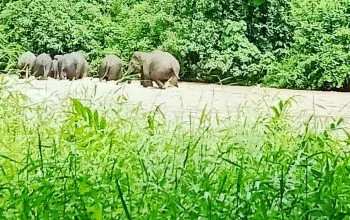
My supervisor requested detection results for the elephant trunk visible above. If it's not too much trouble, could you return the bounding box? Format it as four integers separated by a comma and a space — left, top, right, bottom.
127, 64, 135, 74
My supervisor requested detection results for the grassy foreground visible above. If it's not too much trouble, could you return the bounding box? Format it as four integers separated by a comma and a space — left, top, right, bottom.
0, 79, 350, 219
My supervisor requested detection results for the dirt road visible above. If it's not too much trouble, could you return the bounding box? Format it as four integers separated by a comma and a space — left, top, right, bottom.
3, 75, 350, 126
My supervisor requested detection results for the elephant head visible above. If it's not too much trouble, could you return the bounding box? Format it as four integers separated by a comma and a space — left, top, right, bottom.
127, 52, 147, 74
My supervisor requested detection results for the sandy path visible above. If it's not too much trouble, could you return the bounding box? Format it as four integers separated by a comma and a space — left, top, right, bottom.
3, 75, 350, 126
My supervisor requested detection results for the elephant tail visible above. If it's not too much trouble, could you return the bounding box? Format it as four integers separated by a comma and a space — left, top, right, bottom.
100, 65, 110, 81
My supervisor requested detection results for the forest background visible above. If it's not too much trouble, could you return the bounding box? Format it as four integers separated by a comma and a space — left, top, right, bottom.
0, 0, 349, 90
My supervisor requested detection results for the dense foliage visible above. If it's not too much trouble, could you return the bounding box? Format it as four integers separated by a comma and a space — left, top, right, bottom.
0, 76, 350, 218
264, 0, 350, 90
0, 0, 349, 89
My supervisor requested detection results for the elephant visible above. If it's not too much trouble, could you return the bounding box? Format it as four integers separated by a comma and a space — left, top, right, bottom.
33, 53, 52, 79
51, 59, 59, 79
127, 50, 180, 89
98, 54, 122, 81
61, 53, 78, 81
54, 55, 64, 79
71, 51, 89, 79
17, 51, 36, 79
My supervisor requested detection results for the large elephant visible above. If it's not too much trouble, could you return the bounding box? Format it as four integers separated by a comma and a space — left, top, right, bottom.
98, 54, 122, 81
127, 50, 180, 88
53, 55, 64, 79
61, 53, 78, 81
17, 51, 36, 79
33, 53, 52, 79
71, 51, 89, 79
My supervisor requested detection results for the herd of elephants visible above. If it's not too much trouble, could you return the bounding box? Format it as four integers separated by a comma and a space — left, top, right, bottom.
17, 50, 181, 89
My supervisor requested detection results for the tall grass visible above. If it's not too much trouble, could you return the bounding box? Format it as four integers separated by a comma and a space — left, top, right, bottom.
0, 78, 350, 219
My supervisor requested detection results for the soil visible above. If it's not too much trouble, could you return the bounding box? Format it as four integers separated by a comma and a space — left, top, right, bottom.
3, 75, 350, 128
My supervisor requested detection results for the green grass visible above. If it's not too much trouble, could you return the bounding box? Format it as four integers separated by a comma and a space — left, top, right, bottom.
0, 77, 350, 219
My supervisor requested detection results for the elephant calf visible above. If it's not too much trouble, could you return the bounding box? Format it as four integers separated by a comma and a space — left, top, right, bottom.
33, 53, 52, 79
127, 50, 180, 89
53, 55, 64, 79
51, 59, 59, 79
98, 54, 122, 81
18, 51, 36, 79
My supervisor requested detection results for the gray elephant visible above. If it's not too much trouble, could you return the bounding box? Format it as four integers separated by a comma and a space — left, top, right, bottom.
18, 51, 36, 79
61, 53, 78, 81
127, 50, 180, 88
51, 59, 59, 79
33, 53, 52, 79
71, 51, 89, 79
98, 54, 122, 81
53, 55, 64, 79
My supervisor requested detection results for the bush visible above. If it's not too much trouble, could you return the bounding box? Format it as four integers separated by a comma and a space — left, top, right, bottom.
162, 0, 290, 83
0, 24, 22, 73
162, 18, 274, 84
264, 0, 350, 90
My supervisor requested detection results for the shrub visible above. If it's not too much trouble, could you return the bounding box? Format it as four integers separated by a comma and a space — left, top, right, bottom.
264, 0, 350, 90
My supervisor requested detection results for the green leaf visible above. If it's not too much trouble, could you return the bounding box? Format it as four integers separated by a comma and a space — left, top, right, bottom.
252, 0, 265, 6
87, 204, 103, 220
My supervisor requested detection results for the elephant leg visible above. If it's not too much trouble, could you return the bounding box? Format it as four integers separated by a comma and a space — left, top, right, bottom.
28, 63, 34, 78
83, 63, 89, 78
82, 61, 88, 78
116, 66, 122, 80
60, 71, 64, 80
43, 67, 49, 79
75, 64, 82, 79
140, 72, 145, 86
43, 66, 49, 80
155, 80, 166, 89
142, 73, 152, 87
142, 63, 152, 87
33, 64, 41, 78
25, 67, 29, 79
170, 76, 179, 88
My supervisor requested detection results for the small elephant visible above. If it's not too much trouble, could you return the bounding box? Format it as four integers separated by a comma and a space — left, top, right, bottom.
61, 53, 78, 80
51, 59, 59, 79
71, 51, 89, 79
127, 50, 180, 89
33, 53, 52, 79
54, 55, 64, 79
18, 51, 36, 79
98, 54, 122, 81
